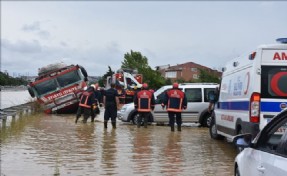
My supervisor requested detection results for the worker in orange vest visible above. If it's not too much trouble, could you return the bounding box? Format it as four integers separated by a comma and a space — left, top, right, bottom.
75, 85, 96, 123
162, 83, 187, 132
134, 83, 155, 128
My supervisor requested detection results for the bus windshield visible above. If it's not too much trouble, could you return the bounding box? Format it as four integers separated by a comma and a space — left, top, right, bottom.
34, 70, 82, 96
57, 70, 81, 87
34, 79, 58, 96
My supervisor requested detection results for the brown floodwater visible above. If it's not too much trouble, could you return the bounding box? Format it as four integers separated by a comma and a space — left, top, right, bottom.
1, 113, 237, 176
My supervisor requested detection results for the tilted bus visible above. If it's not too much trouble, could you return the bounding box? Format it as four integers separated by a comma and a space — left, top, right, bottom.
28, 62, 88, 114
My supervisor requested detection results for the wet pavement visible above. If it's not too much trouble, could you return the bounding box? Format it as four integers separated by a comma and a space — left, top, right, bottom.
1, 109, 237, 176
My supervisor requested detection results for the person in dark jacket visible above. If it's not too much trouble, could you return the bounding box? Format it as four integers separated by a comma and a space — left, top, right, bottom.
75, 85, 96, 123
103, 83, 120, 129
134, 83, 155, 128
162, 83, 187, 132
91, 83, 102, 122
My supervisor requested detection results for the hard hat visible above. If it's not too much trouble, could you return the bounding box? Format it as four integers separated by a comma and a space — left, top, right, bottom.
143, 83, 148, 89
173, 82, 179, 89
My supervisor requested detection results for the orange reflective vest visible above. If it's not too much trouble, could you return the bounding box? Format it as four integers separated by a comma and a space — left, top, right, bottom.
136, 90, 154, 112
79, 91, 93, 108
166, 89, 185, 112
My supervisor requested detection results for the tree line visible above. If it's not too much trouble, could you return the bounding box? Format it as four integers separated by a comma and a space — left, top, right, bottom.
0, 72, 28, 86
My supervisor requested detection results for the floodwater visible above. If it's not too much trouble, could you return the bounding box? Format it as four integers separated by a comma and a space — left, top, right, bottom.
1, 112, 237, 176
1, 90, 237, 176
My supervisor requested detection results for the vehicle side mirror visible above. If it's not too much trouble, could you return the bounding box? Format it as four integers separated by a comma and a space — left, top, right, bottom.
233, 133, 253, 148
208, 91, 215, 101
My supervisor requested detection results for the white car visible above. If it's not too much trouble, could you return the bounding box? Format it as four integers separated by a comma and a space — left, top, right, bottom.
233, 109, 287, 176
118, 83, 218, 127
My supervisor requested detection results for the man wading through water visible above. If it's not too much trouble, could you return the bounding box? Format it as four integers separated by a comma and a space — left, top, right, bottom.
133, 83, 155, 128
75, 84, 96, 123
103, 83, 120, 129
162, 83, 187, 132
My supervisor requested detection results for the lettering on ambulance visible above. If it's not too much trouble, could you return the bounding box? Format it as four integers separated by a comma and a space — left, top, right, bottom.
221, 114, 234, 122
233, 76, 243, 96
273, 52, 287, 60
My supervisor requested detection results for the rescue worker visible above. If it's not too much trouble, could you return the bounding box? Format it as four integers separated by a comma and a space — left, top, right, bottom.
208, 86, 219, 113
103, 83, 120, 129
91, 83, 102, 122
75, 84, 96, 123
162, 82, 187, 132
134, 83, 155, 128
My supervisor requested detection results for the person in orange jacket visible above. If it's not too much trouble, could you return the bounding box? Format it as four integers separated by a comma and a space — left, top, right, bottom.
75, 85, 96, 123
134, 83, 155, 128
162, 83, 187, 132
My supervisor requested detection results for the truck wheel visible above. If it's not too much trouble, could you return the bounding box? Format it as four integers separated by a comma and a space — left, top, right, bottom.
131, 112, 143, 125
209, 117, 224, 140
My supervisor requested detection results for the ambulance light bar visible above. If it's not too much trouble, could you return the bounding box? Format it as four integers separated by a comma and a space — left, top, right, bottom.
276, 38, 287, 44
249, 52, 256, 60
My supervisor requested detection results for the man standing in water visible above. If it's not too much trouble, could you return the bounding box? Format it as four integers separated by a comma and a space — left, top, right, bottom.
134, 83, 155, 128
75, 85, 96, 123
103, 83, 120, 129
162, 83, 187, 132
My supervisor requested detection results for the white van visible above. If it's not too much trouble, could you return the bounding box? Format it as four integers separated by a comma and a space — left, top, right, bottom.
210, 38, 287, 141
118, 83, 219, 127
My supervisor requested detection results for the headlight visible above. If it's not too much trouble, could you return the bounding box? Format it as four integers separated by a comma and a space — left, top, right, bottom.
120, 106, 127, 112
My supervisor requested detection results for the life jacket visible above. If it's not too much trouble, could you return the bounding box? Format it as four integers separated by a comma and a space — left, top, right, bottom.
79, 91, 93, 108
166, 89, 185, 112
136, 90, 153, 112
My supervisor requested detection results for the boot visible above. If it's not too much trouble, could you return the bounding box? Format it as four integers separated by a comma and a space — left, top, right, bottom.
144, 117, 148, 128
91, 117, 95, 122
112, 122, 116, 129
171, 125, 175, 132
75, 116, 80, 124
177, 125, 181, 132
104, 121, 108, 129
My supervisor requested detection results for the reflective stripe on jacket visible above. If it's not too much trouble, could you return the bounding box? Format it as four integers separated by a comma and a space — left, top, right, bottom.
79, 91, 93, 108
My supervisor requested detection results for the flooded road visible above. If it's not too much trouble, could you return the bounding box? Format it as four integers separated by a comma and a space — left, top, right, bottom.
1, 113, 237, 176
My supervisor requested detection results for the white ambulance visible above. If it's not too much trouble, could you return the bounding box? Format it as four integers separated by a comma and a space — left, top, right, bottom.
210, 38, 287, 141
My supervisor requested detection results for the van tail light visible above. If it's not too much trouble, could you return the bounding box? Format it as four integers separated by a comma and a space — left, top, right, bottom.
250, 92, 260, 123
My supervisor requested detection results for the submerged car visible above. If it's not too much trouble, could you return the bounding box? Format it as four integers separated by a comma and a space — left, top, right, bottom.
233, 109, 287, 176
117, 83, 218, 127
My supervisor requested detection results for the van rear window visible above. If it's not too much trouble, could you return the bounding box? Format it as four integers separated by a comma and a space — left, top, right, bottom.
261, 66, 287, 98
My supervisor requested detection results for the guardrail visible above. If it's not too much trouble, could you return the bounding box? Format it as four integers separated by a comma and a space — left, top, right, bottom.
0, 103, 35, 122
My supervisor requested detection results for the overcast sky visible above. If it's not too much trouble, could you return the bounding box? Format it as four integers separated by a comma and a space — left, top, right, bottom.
1, 1, 287, 77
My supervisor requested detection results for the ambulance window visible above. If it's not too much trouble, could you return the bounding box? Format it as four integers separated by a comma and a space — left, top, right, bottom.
261, 66, 287, 98
185, 88, 202, 102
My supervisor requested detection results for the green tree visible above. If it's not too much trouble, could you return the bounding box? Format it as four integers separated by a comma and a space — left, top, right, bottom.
0, 72, 28, 86
98, 66, 114, 87
121, 50, 165, 89
198, 69, 221, 83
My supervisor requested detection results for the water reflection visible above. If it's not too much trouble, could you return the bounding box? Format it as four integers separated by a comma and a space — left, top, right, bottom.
132, 129, 153, 175
160, 133, 184, 175
101, 129, 118, 175
1, 114, 237, 176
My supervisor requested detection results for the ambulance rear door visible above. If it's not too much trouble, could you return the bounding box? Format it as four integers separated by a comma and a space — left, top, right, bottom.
260, 48, 287, 130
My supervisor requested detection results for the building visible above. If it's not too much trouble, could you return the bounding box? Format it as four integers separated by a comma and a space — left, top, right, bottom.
156, 62, 222, 82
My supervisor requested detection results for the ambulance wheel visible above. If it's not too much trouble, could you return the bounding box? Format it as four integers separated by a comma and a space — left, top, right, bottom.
209, 117, 224, 140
